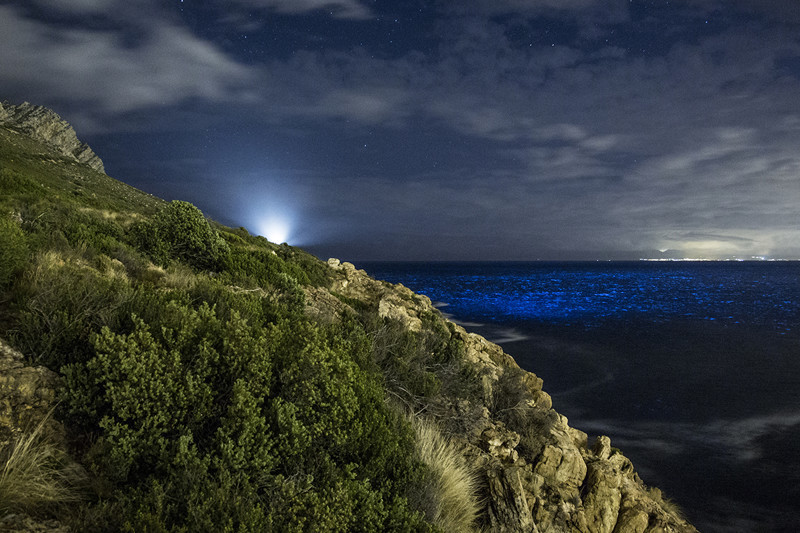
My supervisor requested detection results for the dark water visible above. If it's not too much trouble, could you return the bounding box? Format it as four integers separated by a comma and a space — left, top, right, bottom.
358, 261, 800, 533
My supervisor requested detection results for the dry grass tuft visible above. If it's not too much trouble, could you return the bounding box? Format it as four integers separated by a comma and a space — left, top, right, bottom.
411, 416, 482, 532
160, 263, 198, 289
647, 486, 687, 522
0, 415, 87, 517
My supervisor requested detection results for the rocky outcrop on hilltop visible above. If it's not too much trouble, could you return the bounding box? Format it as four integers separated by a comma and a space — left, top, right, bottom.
0, 101, 104, 173
318, 259, 699, 533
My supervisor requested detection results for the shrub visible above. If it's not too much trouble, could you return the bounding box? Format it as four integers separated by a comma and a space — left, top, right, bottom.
370, 319, 442, 405
221, 246, 297, 288
62, 211, 125, 256
14, 252, 132, 367
647, 486, 687, 522
490, 366, 535, 414
63, 301, 433, 531
127, 220, 169, 266
153, 201, 229, 270
0, 167, 44, 197
0, 217, 28, 287
273, 245, 331, 287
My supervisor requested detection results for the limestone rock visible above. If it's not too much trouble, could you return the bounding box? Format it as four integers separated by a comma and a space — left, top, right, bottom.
325, 258, 435, 333
303, 285, 349, 324
378, 292, 423, 332
0, 101, 104, 172
0, 338, 63, 448
592, 435, 613, 461
480, 423, 521, 463
315, 258, 699, 533
582, 460, 623, 533
613, 507, 649, 533
530, 390, 552, 410
486, 462, 539, 533
327, 258, 384, 303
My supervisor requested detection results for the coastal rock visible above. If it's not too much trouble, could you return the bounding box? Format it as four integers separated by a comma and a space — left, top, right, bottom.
583, 458, 623, 533
378, 292, 424, 332
0, 338, 63, 448
0, 101, 104, 172
485, 462, 539, 533
312, 257, 699, 533
303, 285, 349, 324
613, 506, 649, 533
480, 423, 521, 463
326, 258, 435, 333
328, 259, 384, 303
592, 435, 613, 461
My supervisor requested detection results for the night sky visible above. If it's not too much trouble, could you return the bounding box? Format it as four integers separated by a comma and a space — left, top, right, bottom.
1, 0, 799, 260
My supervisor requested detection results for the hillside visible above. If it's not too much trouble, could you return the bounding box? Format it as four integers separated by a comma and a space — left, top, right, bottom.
0, 100, 698, 532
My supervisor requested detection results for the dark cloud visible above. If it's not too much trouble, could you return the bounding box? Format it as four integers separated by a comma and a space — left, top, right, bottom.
1, 1, 799, 259
230, 0, 372, 19
0, 4, 256, 126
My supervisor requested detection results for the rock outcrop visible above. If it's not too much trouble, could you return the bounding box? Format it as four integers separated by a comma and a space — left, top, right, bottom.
0, 101, 104, 173
321, 259, 699, 533
0, 338, 63, 449
0, 339, 70, 533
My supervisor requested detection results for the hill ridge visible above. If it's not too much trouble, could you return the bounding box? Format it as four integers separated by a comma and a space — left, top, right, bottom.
0, 100, 104, 173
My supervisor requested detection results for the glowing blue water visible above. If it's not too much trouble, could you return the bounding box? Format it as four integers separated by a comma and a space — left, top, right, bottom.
359, 261, 800, 335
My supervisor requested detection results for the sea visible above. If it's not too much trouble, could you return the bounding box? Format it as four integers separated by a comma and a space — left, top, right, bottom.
357, 261, 800, 533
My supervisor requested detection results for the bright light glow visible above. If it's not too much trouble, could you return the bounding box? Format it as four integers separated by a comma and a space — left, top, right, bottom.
258, 217, 291, 244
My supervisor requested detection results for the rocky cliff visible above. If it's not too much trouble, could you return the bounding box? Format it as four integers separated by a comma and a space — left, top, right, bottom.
0, 101, 104, 173
316, 259, 699, 533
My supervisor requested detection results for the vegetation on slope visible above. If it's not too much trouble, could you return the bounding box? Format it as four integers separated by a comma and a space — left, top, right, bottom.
0, 121, 482, 531
1, 108, 698, 533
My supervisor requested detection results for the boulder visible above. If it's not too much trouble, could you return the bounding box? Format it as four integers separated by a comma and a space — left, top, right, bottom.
0, 338, 63, 448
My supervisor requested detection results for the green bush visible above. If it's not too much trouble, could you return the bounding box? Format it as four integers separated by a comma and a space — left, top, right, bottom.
62, 211, 125, 256
14, 253, 132, 367
128, 220, 170, 266
153, 201, 229, 270
274, 245, 331, 287
0, 217, 28, 287
221, 247, 297, 288
370, 319, 443, 404
63, 300, 434, 531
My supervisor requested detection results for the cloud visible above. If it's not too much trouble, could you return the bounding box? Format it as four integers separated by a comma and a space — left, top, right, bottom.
2, 0, 800, 258
0, 5, 257, 127
229, 0, 372, 19
442, 0, 630, 21
30, 0, 119, 14
580, 410, 800, 464
674, 0, 800, 24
